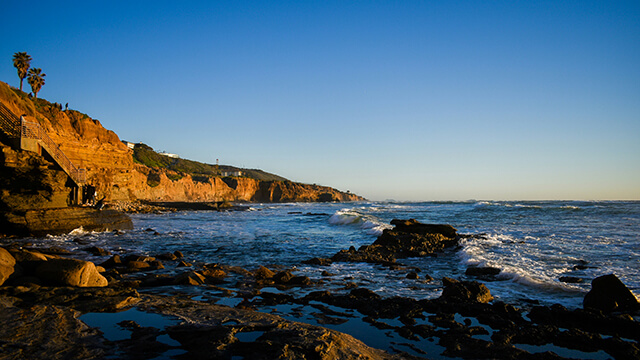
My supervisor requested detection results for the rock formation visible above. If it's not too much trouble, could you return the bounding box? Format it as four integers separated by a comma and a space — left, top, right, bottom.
331, 219, 459, 265
0, 80, 362, 235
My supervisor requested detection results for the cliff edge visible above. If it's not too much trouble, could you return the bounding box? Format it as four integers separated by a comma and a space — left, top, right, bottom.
0, 80, 363, 235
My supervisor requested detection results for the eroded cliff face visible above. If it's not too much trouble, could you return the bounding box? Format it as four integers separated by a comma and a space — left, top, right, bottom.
0, 81, 363, 204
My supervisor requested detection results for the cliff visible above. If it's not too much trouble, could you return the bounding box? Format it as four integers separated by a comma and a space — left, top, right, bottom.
0, 81, 363, 209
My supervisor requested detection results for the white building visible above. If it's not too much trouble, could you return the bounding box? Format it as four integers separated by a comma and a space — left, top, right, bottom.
221, 170, 243, 177
159, 152, 180, 159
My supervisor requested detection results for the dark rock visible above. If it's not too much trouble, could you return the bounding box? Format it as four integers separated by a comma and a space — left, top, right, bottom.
465, 266, 501, 277
302, 257, 333, 266
155, 252, 178, 261
83, 246, 111, 256
406, 272, 419, 280
173, 250, 184, 258
559, 276, 584, 283
126, 261, 151, 272
350, 288, 381, 300
440, 277, 493, 303
583, 274, 640, 313
201, 268, 227, 283
254, 266, 275, 280
124, 255, 156, 263
173, 271, 206, 285
177, 260, 192, 267
389, 219, 457, 238
101, 255, 122, 268
273, 270, 294, 284
331, 219, 458, 265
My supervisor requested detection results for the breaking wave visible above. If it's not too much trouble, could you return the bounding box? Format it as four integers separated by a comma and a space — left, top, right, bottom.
328, 208, 391, 236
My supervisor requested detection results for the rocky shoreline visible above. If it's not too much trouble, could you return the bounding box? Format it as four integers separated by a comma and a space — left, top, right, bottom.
1, 219, 639, 359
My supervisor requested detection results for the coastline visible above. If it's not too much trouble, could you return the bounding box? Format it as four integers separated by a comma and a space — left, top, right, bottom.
1, 216, 638, 359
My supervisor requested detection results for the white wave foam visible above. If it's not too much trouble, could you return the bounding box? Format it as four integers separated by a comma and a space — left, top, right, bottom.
458, 233, 586, 294
329, 209, 391, 236
68, 226, 87, 236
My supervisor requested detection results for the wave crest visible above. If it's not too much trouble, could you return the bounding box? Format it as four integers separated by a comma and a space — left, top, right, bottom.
329, 209, 390, 236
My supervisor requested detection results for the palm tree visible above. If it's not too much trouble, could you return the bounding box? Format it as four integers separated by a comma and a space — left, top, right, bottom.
27, 68, 46, 98
12, 52, 32, 91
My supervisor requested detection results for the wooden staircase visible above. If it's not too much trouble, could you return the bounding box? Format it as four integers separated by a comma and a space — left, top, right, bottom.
0, 101, 86, 187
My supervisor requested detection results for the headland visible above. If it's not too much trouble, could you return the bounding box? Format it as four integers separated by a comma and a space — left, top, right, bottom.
0, 80, 363, 237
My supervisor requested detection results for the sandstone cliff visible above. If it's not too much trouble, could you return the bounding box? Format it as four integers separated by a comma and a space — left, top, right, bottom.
0, 81, 363, 207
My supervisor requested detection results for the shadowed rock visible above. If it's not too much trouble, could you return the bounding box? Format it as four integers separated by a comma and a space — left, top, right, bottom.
583, 274, 640, 313
440, 277, 494, 303
332, 219, 458, 265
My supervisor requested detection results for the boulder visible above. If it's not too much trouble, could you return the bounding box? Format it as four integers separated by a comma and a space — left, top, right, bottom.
83, 246, 111, 256
101, 254, 122, 268
35, 258, 108, 287
273, 270, 294, 284
389, 219, 457, 238
254, 266, 275, 280
583, 274, 639, 312
173, 271, 206, 286
0, 247, 16, 285
440, 277, 493, 303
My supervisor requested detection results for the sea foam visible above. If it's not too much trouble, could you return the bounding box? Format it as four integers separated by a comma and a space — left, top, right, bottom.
328, 208, 390, 236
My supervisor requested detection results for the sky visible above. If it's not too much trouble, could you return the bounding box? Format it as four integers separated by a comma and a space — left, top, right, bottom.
1, 1, 639, 201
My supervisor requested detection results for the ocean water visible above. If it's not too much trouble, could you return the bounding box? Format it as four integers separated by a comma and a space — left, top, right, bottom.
28, 200, 640, 310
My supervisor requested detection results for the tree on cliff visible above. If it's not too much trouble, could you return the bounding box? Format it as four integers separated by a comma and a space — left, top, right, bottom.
27, 68, 46, 99
12, 52, 32, 91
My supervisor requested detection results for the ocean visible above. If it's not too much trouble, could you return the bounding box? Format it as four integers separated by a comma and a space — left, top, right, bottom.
32, 200, 640, 309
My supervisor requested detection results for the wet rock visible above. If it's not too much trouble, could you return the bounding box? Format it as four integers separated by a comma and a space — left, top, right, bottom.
465, 266, 501, 277
0, 303, 106, 359
146, 295, 402, 360
83, 246, 111, 256
201, 268, 227, 284
100, 254, 122, 268
302, 257, 333, 266
155, 252, 178, 261
0, 247, 16, 285
254, 266, 275, 280
174, 271, 206, 285
177, 260, 192, 267
583, 274, 640, 313
124, 255, 156, 263
440, 277, 493, 303
35, 258, 108, 287
559, 276, 584, 283
173, 250, 184, 258
126, 260, 152, 271
331, 219, 458, 265
406, 271, 419, 280
273, 270, 294, 284
389, 219, 457, 238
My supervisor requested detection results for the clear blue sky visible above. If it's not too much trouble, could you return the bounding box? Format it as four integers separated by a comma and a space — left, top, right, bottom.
2, 1, 639, 201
